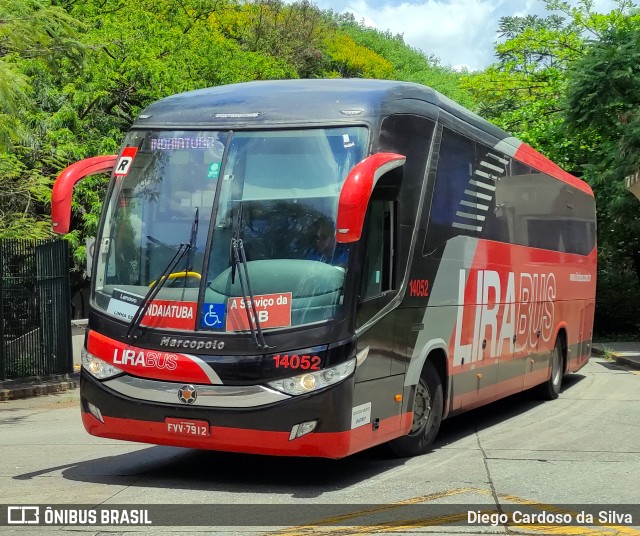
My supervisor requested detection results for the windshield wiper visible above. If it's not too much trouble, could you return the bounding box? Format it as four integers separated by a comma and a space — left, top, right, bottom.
126, 208, 199, 341
184, 207, 199, 287
230, 203, 270, 351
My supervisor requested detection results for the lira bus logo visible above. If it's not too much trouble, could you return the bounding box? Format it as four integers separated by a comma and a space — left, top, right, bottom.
453, 269, 556, 366
112, 348, 178, 370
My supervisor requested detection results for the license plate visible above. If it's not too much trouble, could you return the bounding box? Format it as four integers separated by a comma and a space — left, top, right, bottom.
165, 418, 210, 437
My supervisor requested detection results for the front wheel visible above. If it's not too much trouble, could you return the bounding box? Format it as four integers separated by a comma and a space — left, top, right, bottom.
388, 360, 443, 457
537, 338, 563, 400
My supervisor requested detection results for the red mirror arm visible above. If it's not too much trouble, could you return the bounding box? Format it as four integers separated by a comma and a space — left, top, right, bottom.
51, 155, 117, 234
336, 153, 406, 243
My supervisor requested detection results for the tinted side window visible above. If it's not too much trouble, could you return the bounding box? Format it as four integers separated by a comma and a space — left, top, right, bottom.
378, 115, 434, 227
423, 129, 474, 253
424, 130, 513, 253
430, 130, 474, 229
423, 127, 595, 256
474, 143, 510, 242
360, 201, 395, 300
490, 162, 595, 255
523, 168, 596, 255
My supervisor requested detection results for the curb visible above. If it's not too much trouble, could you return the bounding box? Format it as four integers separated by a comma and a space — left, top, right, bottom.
611, 354, 640, 370
591, 346, 640, 370
0, 372, 80, 401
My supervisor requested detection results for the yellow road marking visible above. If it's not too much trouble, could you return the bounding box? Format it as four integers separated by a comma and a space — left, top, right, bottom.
269, 487, 477, 536
512, 526, 621, 536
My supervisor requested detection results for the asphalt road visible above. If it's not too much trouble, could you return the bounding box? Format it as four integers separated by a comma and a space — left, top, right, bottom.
1, 356, 639, 535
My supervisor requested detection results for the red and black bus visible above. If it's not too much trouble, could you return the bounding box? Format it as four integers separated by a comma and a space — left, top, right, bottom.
52, 79, 596, 458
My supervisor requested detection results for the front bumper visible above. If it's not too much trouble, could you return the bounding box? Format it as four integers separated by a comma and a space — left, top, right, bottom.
80, 371, 410, 458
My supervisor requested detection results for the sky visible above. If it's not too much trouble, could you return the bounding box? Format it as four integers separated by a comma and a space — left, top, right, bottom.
313, 0, 621, 70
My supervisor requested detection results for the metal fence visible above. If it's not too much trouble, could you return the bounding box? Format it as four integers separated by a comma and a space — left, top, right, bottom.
0, 239, 72, 380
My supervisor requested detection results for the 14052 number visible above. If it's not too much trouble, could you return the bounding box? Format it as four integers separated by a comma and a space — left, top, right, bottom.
273, 354, 321, 370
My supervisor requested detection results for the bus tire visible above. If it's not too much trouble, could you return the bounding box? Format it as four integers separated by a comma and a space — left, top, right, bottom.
388, 360, 443, 458
538, 338, 563, 400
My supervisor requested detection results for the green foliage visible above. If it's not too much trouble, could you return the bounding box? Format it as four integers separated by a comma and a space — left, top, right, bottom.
461, 6, 586, 163
326, 33, 394, 79
565, 22, 640, 172
564, 18, 640, 336
224, 0, 330, 78
0, 0, 82, 149
0, 153, 52, 238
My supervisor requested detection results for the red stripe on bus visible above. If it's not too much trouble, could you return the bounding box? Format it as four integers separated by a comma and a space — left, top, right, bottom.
82, 412, 412, 459
87, 330, 213, 384
514, 144, 593, 196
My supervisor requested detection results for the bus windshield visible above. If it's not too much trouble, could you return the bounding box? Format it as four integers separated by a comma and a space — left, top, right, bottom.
92, 127, 368, 333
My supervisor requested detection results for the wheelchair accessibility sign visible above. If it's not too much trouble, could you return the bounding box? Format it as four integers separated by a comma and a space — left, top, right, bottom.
201, 303, 226, 329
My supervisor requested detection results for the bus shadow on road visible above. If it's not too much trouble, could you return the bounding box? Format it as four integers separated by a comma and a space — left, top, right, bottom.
435, 373, 586, 446
46, 443, 409, 498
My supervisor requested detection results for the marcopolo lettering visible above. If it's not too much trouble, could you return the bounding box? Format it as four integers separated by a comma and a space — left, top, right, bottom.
160, 337, 225, 350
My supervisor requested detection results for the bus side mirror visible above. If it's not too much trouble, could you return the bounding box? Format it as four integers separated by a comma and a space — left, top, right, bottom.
51, 155, 117, 234
336, 153, 406, 243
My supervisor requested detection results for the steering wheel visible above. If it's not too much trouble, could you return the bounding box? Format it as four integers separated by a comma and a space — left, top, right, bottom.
150, 271, 202, 288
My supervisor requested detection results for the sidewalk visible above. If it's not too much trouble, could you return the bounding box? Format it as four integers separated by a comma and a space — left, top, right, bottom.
592, 342, 640, 370
0, 371, 80, 401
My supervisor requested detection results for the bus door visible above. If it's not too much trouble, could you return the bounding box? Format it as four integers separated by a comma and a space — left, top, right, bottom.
356, 200, 399, 381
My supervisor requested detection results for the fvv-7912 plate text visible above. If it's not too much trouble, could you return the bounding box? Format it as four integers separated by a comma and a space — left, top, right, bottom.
165, 418, 210, 436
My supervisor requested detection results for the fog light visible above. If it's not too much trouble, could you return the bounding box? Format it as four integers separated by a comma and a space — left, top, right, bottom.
289, 420, 318, 440
87, 401, 104, 423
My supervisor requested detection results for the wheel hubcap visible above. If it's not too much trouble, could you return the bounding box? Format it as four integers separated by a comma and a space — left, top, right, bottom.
552, 348, 562, 387
411, 379, 432, 433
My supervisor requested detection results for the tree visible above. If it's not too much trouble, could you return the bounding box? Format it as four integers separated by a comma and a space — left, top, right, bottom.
219, 0, 331, 78
565, 20, 640, 333
0, 0, 82, 237
461, 1, 640, 164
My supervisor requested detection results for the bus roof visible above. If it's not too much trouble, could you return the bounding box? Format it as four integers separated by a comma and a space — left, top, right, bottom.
132, 79, 592, 196
133, 78, 501, 135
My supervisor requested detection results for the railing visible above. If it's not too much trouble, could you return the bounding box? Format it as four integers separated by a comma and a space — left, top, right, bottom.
0, 239, 72, 380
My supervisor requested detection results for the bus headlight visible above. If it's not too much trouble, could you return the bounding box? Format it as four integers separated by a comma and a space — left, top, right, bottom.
81, 348, 123, 380
268, 358, 356, 395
